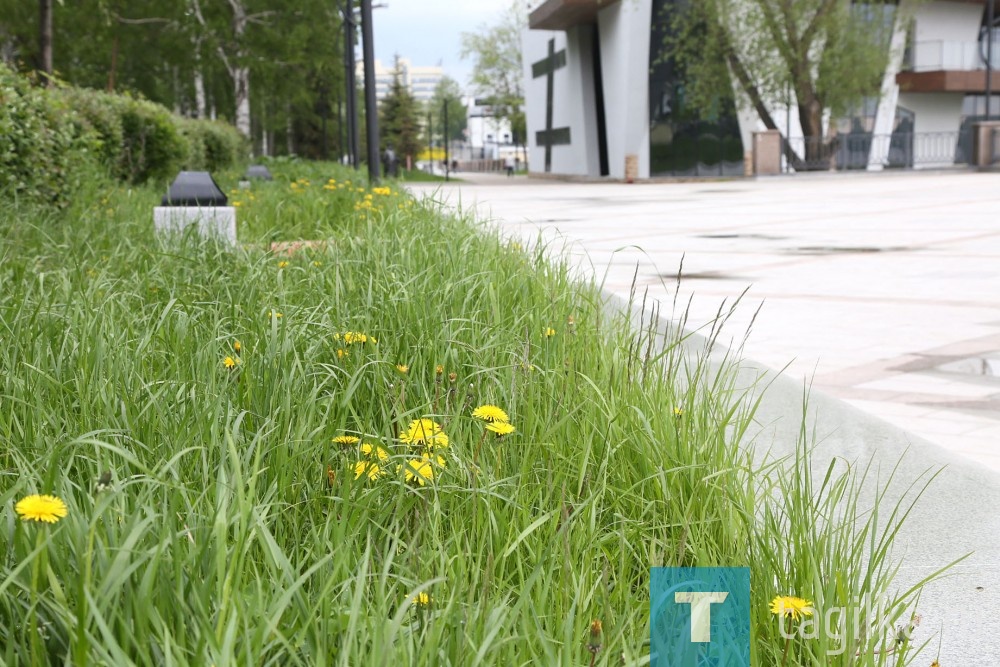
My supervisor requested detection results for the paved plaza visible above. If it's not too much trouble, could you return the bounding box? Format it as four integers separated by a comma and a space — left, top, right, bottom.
411, 171, 1000, 470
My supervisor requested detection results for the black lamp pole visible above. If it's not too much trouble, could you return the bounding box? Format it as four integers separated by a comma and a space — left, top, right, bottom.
343, 0, 360, 168
360, 0, 380, 183
443, 99, 449, 181
988, 0, 996, 120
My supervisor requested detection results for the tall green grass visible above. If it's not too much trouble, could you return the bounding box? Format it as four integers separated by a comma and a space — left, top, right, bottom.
0, 163, 944, 665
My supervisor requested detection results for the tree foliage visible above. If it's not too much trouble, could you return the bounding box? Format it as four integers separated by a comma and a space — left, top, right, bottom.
664, 0, 901, 162
460, 1, 526, 145
379, 56, 423, 163
428, 76, 467, 143
0, 0, 347, 157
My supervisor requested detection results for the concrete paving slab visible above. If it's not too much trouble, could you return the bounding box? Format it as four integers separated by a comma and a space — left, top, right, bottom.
408, 170, 1000, 663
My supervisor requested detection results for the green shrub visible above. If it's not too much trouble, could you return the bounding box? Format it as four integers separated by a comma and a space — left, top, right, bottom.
195, 119, 246, 171
176, 118, 246, 172
0, 65, 97, 204
0, 63, 246, 202
177, 120, 208, 170
116, 96, 189, 184
58, 86, 125, 173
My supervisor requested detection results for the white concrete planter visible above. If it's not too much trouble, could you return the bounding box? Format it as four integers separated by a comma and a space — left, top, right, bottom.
153, 206, 237, 245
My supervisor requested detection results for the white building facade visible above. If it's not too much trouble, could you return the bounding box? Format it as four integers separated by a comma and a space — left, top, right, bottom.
523, 0, 1000, 178
358, 59, 444, 103
466, 98, 515, 159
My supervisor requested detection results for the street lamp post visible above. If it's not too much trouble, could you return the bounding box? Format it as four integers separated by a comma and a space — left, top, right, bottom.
443, 99, 449, 181
360, 0, 380, 183
988, 0, 996, 120
342, 0, 360, 168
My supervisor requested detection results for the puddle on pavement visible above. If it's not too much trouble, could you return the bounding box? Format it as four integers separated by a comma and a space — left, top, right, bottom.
786, 245, 910, 255
936, 357, 1000, 377
698, 233, 787, 241
658, 271, 752, 281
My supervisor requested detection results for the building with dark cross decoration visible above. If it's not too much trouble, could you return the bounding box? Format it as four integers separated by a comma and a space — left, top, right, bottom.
523, 0, 1000, 180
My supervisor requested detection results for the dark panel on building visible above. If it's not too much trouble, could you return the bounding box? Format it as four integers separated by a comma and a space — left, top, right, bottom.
648, 0, 743, 177
591, 23, 610, 176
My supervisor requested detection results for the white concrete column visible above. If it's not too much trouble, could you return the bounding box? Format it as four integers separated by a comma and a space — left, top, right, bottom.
598, 0, 652, 179
868, 11, 910, 170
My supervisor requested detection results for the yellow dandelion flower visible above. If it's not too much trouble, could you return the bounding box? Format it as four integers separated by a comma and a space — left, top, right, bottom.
234, 340, 242, 353
472, 404, 509, 423
343, 331, 366, 344
313, 261, 322, 267
337, 348, 348, 359
267, 311, 283, 319
435, 364, 444, 375
486, 422, 516, 437
333, 435, 361, 446
769, 596, 814, 621
353, 460, 383, 481
412, 591, 431, 607
673, 407, 684, 417
223, 356, 241, 369
396, 364, 409, 374
545, 327, 556, 338
232, 201, 243, 207
15, 494, 68, 523
278, 261, 289, 269
403, 455, 435, 485
360, 443, 390, 462
401, 419, 449, 449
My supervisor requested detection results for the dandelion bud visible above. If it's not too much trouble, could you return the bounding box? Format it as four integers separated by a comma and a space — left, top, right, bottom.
588, 619, 603, 654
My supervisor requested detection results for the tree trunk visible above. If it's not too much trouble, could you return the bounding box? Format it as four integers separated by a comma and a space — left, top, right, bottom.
194, 68, 207, 119
234, 66, 251, 137
229, 1, 251, 137
38, 0, 52, 84
798, 93, 831, 168
107, 33, 119, 91
193, 36, 207, 118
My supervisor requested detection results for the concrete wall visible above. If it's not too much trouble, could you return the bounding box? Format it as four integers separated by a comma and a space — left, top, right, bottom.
597, 0, 652, 179
898, 92, 966, 135
908, 0, 987, 71
522, 28, 601, 176
898, 91, 966, 167
911, 0, 985, 43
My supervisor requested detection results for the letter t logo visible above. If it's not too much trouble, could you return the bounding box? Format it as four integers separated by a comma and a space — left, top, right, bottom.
674, 592, 729, 642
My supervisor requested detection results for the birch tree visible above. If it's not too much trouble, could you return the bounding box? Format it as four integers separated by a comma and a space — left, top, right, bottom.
664, 0, 904, 166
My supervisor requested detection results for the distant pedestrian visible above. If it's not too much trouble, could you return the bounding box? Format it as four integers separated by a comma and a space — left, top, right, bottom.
382, 145, 398, 178
504, 155, 515, 178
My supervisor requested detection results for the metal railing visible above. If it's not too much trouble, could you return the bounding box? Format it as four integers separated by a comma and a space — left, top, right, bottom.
782, 132, 967, 172
901, 40, 1000, 72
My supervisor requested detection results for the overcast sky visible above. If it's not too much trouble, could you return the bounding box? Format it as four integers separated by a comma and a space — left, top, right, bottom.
371, 0, 515, 91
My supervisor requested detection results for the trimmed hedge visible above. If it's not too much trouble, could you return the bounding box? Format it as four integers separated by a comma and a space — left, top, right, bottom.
1, 64, 247, 203
0, 66, 97, 204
